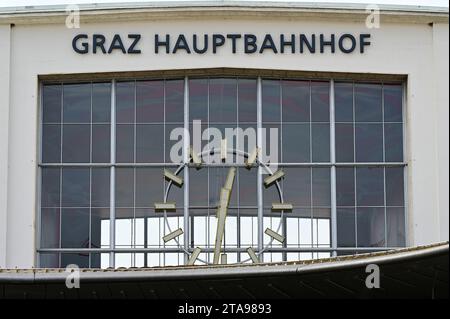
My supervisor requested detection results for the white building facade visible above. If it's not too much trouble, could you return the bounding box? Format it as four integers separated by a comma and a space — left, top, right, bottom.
0, 2, 448, 269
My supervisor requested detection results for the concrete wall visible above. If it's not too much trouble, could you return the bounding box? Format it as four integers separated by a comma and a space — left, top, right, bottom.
0, 15, 448, 267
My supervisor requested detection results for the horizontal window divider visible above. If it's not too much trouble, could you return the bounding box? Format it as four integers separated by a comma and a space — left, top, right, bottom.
38, 246, 402, 254
39, 162, 407, 167
335, 162, 407, 166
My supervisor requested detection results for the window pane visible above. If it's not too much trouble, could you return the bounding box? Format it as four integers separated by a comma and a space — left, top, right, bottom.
357, 207, 385, 247
336, 167, 355, 207
136, 124, 164, 163
238, 168, 257, 206
43, 85, 62, 123
91, 168, 110, 207
356, 167, 384, 206
335, 123, 354, 163
355, 124, 383, 162
115, 168, 134, 208
62, 168, 90, 207
262, 80, 280, 122
386, 207, 405, 247
209, 167, 237, 207
116, 81, 135, 123
189, 79, 208, 122
384, 84, 403, 122
41, 168, 60, 207
282, 80, 309, 122
311, 123, 330, 162
189, 168, 208, 207
282, 123, 309, 162
61, 253, 89, 268
40, 208, 60, 248
42, 124, 61, 163
91, 208, 110, 248
62, 124, 90, 163
385, 123, 403, 162
61, 208, 90, 248
209, 78, 237, 123
63, 83, 91, 123
355, 83, 382, 122
238, 79, 257, 122
136, 80, 164, 123
335, 82, 353, 122
135, 168, 163, 208
385, 167, 404, 206
262, 124, 281, 163
312, 168, 330, 207
165, 80, 184, 123
311, 81, 329, 122
92, 82, 111, 123
283, 167, 311, 207
116, 124, 134, 163
92, 124, 110, 163
337, 208, 356, 247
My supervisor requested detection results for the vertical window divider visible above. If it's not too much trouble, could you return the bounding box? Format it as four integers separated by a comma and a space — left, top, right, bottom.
183, 76, 190, 265
109, 79, 116, 268
256, 77, 263, 262
330, 79, 337, 257
382, 83, 388, 247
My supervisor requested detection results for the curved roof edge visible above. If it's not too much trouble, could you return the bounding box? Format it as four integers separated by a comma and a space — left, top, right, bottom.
0, 1, 448, 25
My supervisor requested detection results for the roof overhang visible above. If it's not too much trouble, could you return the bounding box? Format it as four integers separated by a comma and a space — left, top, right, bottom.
0, 1, 448, 25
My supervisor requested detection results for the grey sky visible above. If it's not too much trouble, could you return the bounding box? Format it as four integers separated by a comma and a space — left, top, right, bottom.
0, 0, 448, 8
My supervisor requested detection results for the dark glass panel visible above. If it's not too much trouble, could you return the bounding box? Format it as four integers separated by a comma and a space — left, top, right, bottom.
334, 82, 353, 122
115, 168, 134, 208
189, 167, 208, 206
92, 82, 111, 123
135, 168, 163, 208
42, 124, 61, 163
92, 124, 110, 163
385, 123, 403, 162
63, 83, 91, 123
262, 123, 282, 163
61, 253, 89, 268
335, 123, 354, 162
41, 168, 60, 207
61, 208, 90, 248
357, 207, 385, 247
355, 124, 383, 162
354, 83, 382, 122
282, 123, 309, 163
116, 81, 135, 123
238, 79, 257, 122
312, 123, 330, 162
262, 80, 281, 122
283, 167, 311, 207
40, 208, 60, 248
386, 207, 405, 247
312, 168, 330, 207
165, 124, 184, 164
311, 81, 330, 122
209, 78, 237, 123
91, 168, 110, 207
385, 167, 404, 206
43, 85, 62, 123
165, 80, 184, 123
61, 168, 90, 207
91, 208, 110, 249
189, 79, 208, 123
39, 253, 60, 268
136, 80, 164, 123
116, 124, 134, 163
336, 167, 355, 207
236, 124, 257, 163
136, 124, 164, 163
337, 208, 356, 247
62, 124, 90, 163
384, 84, 403, 122
238, 168, 257, 206
356, 167, 384, 206
282, 80, 309, 122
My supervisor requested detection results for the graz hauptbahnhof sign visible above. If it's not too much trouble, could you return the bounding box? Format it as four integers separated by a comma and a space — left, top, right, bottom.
72, 33, 372, 54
